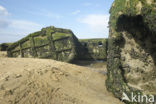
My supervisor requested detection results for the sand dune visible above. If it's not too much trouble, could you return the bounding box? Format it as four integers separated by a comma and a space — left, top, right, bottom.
0, 53, 123, 104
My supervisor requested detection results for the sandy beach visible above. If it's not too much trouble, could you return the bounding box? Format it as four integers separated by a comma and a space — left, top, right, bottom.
0, 52, 123, 104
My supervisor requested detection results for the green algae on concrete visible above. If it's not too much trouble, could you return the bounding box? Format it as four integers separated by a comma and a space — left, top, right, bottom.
107, 0, 156, 104
7, 26, 108, 63
0, 43, 12, 51
7, 26, 80, 62
79, 38, 107, 60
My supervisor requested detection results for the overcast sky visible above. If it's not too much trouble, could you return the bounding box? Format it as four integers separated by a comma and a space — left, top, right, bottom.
0, 0, 114, 43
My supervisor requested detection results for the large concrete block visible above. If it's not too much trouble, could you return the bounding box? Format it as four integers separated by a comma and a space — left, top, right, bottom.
79, 38, 107, 60
7, 26, 80, 62
106, 0, 156, 103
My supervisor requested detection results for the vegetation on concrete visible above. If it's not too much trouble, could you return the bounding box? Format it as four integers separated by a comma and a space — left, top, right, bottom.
107, 0, 156, 103
7, 26, 79, 62
79, 38, 107, 60
7, 26, 108, 63
3, 1, 156, 103
0, 43, 12, 51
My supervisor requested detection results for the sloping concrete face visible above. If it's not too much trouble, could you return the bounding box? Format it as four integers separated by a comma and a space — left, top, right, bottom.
106, 0, 156, 103
7, 26, 108, 63
7, 26, 80, 62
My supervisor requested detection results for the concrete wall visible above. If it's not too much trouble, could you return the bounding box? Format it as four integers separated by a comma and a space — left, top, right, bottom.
7, 26, 79, 62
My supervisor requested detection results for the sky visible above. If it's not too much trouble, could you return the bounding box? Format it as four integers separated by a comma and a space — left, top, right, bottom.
0, 0, 114, 43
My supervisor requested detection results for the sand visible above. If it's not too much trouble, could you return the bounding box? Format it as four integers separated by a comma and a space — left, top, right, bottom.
0, 52, 123, 104
0, 51, 7, 58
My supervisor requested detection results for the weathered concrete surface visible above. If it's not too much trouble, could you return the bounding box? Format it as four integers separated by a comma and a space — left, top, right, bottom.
106, 0, 156, 104
7, 26, 80, 62
0, 43, 11, 51
7, 26, 108, 63
79, 39, 107, 60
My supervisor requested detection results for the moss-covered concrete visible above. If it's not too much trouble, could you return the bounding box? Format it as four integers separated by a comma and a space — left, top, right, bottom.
79, 38, 107, 60
7, 26, 79, 62
7, 26, 108, 63
107, 0, 156, 104
0, 43, 12, 51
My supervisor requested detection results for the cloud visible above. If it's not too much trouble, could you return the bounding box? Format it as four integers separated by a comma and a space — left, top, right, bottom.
0, 5, 10, 28
10, 20, 42, 32
0, 5, 9, 16
0, 19, 10, 28
78, 14, 109, 36
0, 5, 43, 43
0, 20, 42, 43
72, 10, 80, 15
79, 14, 109, 27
